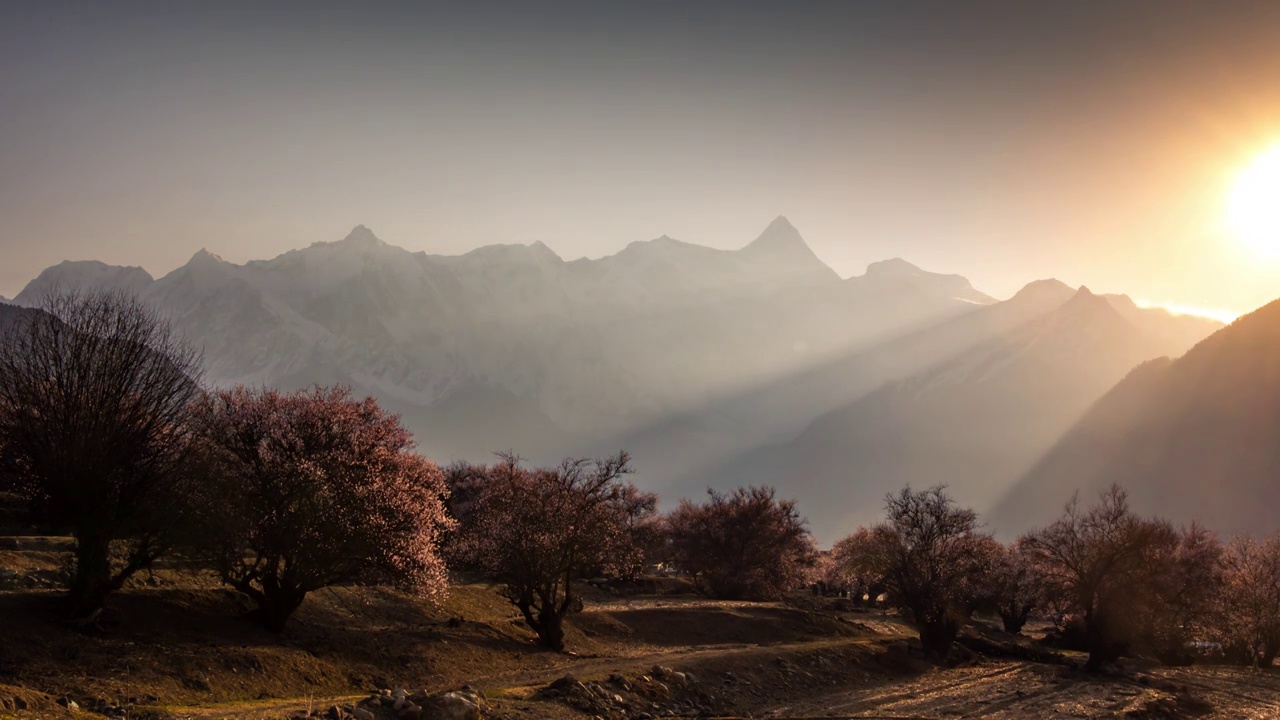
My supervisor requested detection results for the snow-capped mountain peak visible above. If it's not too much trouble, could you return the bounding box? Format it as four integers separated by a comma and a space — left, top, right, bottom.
14, 260, 155, 305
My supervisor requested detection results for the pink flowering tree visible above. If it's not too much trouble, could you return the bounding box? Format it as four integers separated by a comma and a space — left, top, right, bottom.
454, 451, 647, 651
187, 386, 453, 632
1216, 534, 1280, 665
828, 526, 895, 605
665, 486, 818, 601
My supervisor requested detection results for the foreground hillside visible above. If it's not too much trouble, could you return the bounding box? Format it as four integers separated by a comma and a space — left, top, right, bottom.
3, 541, 1280, 719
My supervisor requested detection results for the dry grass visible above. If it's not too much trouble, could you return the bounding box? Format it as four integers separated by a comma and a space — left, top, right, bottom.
0, 542, 911, 718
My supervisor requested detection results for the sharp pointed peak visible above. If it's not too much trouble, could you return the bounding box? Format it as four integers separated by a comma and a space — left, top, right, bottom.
1064, 285, 1119, 309
744, 216, 826, 264
764, 214, 796, 232
342, 224, 382, 245
746, 215, 804, 249
188, 248, 225, 264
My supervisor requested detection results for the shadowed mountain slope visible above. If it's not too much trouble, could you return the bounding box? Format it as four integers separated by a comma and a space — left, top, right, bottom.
991, 296, 1280, 538
681, 286, 1220, 543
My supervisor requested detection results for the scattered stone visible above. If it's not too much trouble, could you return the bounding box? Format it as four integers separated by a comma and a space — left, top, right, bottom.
420, 690, 483, 720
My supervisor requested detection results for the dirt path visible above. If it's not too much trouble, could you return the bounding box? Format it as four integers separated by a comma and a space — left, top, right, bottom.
769, 661, 1280, 719
166, 634, 889, 719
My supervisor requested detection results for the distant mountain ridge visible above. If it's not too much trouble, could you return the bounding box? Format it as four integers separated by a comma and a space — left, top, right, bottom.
14, 219, 995, 464
12, 220, 1227, 539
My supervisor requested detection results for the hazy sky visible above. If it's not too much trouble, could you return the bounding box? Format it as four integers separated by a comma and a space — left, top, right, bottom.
2, 1, 1279, 316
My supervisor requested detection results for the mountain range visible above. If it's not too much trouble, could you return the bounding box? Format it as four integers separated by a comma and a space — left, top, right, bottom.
8, 219, 1235, 542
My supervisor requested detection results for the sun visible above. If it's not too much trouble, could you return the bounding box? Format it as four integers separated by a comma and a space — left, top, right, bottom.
1228, 144, 1280, 257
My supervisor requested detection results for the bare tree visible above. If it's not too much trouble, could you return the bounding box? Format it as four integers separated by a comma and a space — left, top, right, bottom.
1020, 485, 1177, 670
0, 290, 202, 617
873, 486, 993, 660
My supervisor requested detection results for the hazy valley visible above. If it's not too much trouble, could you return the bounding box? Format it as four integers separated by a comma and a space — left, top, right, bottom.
5, 219, 1230, 540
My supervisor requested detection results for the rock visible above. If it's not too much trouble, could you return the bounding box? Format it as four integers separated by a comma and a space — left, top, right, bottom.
325, 705, 344, 720
351, 708, 376, 720
420, 691, 482, 720
670, 671, 687, 685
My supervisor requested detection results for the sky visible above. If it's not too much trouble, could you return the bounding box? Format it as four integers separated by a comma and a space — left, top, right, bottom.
2, 1, 1279, 317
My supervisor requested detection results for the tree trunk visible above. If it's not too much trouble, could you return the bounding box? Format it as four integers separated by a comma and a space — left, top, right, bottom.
536, 608, 566, 651
247, 586, 307, 633
1085, 608, 1122, 671
67, 531, 113, 619
1000, 602, 1030, 634
1261, 638, 1279, 667
918, 617, 958, 661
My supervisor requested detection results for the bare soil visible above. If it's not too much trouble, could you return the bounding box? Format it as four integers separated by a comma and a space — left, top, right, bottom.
2, 542, 1279, 719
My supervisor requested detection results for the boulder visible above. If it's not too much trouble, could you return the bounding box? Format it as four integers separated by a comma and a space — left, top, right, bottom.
420, 690, 482, 720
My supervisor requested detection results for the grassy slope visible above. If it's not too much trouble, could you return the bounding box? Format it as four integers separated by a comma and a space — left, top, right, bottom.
0, 545, 911, 719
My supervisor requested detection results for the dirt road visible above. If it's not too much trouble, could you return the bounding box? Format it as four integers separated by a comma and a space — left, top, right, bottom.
768, 660, 1280, 719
